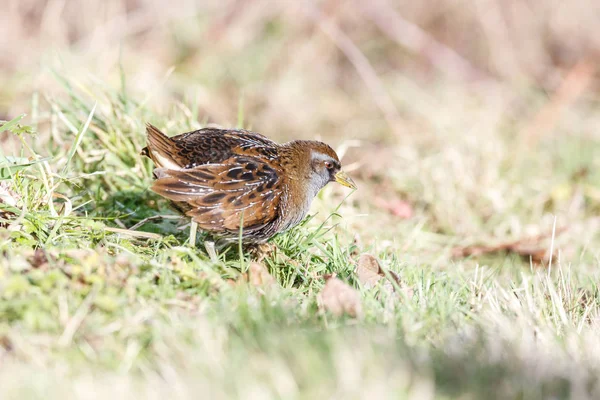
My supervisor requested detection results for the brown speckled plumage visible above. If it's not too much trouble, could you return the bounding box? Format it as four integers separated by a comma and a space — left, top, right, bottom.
142, 124, 356, 242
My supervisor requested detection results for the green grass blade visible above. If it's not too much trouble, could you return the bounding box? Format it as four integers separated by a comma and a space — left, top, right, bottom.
0, 156, 52, 180
0, 114, 26, 134
61, 102, 97, 174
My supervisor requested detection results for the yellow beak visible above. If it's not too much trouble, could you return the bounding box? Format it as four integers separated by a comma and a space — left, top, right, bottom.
334, 170, 357, 190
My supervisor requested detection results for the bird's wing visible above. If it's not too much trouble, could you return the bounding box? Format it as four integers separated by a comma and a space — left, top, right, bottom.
143, 124, 279, 170
170, 127, 279, 168
150, 156, 283, 236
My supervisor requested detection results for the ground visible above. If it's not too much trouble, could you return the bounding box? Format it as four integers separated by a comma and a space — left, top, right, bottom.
1, 1, 600, 399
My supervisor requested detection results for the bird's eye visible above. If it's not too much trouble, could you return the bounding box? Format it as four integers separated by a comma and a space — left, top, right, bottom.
324, 161, 334, 169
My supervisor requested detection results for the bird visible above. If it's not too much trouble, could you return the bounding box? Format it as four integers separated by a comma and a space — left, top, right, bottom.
141, 123, 356, 245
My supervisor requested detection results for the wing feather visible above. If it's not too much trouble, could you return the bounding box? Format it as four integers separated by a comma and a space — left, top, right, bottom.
170, 128, 279, 167
151, 157, 282, 237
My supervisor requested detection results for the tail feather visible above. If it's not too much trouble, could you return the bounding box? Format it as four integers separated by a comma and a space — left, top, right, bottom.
144, 123, 183, 169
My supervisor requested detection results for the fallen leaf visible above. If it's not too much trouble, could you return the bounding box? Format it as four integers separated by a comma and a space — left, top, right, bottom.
28, 248, 49, 269
249, 262, 276, 287
355, 253, 404, 289
382, 273, 414, 299
356, 254, 383, 289
509, 244, 549, 264
318, 275, 363, 318
451, 227, 568, 265
0, 210, 14, 228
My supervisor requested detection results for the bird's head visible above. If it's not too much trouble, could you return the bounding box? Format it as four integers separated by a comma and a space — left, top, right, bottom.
283, 140, 357, 194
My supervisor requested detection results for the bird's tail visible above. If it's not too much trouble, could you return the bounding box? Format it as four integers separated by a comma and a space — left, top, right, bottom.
142, 123, 182, 169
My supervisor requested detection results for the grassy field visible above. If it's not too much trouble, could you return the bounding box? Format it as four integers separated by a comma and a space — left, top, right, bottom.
2, 1, 600, 399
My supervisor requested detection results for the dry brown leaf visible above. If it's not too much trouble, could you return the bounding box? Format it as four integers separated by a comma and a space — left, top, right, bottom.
249, 262, 277, 287
451, 227, 568, 265
318, 275, 363, 318
355, 254, 414, 304
452, 243, 549, 264
356, 254, 383, 289
0, 210, 14, 228
356, 253, 404, 288
509, 244, 549, 264
28, 248, 49, 270
382, 275, 414, 299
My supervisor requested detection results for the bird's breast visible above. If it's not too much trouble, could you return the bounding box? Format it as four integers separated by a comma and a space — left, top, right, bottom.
276, 181, 318, 233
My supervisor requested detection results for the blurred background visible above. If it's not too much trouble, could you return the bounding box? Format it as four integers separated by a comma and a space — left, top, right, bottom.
3, 0, 599, 119
2, 0, 600, 247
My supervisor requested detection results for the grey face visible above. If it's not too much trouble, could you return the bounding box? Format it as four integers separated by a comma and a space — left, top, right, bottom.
309, 151, 341, 192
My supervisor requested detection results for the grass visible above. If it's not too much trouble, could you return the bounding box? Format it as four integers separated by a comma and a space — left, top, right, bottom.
0, 73, 599, 400
2, 1, 600, 398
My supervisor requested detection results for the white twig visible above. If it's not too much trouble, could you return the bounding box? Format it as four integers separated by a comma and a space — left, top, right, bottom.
105, 227, 162, 240
189, 220, 198, 248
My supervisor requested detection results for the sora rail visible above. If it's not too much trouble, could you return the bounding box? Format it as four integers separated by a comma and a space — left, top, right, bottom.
142, 124, 356, 243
